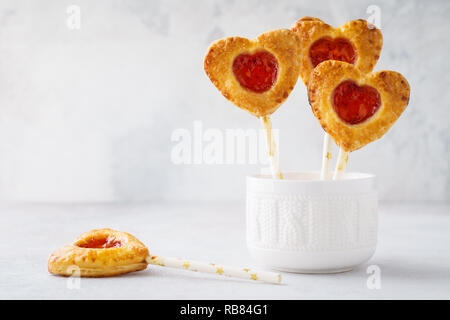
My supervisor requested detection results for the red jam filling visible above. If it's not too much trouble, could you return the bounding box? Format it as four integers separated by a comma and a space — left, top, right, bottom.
77, 236, 123, 249
232, 51, 278, 93
332, 80, 381, 125
309, 37, 356, 67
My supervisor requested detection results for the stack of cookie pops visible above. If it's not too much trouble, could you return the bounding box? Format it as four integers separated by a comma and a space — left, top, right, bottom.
48, 228, 282, 283
204, 17, 410, 180
47, 17, 411, 283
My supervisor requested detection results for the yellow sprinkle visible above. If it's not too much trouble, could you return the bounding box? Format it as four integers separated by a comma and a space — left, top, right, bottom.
152, 257, 165, 266
250, 274, 258, 280
326, 152, 332, 160
278, 274, 282, 283
216, 267, 224, 275
243, 268, 250, 272
182, 261, 190, 269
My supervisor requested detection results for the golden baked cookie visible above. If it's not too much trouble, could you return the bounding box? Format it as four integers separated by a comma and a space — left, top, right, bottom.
48, 228, 149, 277
308, 61, 410, 152
204, 29, 301, 117
292, 17, 383, 85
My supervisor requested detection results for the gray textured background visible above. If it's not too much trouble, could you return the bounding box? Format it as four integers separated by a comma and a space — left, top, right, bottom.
0, 0, 448, 203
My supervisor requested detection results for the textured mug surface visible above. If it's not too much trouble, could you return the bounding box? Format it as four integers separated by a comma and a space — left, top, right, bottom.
246, 172, 378, 273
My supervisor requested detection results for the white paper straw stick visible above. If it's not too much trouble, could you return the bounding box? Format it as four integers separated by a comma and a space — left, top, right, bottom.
332, 148, 349, 180
320, 133, 333, 180
260, 115, 283, 179
146, 255, 282, 284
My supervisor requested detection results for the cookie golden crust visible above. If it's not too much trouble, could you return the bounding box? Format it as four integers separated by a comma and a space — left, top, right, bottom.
308, 61, 410, 152
292, 17, 383, 85
204, 29, 301, 117
48, 228, 149, 277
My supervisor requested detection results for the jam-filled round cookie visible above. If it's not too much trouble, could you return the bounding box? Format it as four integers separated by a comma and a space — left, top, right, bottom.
48, 228, 149, 277
204, 29, 301, 117
292, 17, 382, 85
308, 60, 410, 152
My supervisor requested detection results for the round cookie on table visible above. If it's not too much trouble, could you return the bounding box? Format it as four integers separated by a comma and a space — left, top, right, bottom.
48, 228, 149, 277
291, 17, 383, 85
307, 60, 410, 152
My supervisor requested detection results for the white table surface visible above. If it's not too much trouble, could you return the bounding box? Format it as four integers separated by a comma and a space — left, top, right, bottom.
0, 202, 449, 300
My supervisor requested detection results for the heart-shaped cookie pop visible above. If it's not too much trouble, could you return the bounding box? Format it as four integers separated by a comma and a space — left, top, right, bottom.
292, 17, 383, 85
308, 61, 410, 152
204, 29, 301, 117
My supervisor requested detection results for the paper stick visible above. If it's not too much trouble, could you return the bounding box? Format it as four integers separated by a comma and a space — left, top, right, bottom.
332, 148, 349, 180
320, 133, 333, 180
146, 255, 281, 284
260, 116, 283, 179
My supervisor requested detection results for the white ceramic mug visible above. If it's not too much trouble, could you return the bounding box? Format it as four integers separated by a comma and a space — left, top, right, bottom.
246, 172, 378, 273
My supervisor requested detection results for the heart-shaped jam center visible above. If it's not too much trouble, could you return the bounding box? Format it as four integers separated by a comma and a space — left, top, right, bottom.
232, 51, 278, 93
77, 236, 123, 249
332, 80, 381, 125
309, 37, 356, 67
